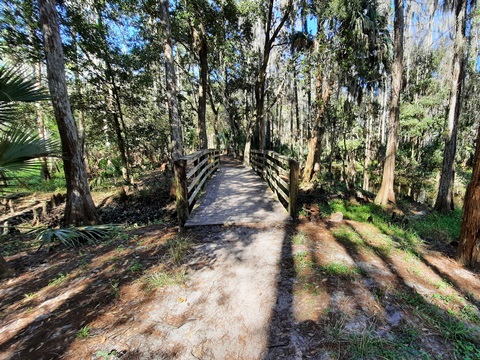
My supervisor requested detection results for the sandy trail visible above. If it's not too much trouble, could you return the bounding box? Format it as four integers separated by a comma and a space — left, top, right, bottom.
83, 225, 291, 360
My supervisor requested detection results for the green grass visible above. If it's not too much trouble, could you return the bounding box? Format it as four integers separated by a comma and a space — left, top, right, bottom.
395, 291, 480, 359
109, 280, 120, 298
76, 325, 91, 339
142, 269, 187, 290
165, 236, 192, 265
7, 172, 66, 193
322, 198, 461, 256
324, 314, 430, 359
331, 226, 364, 245
409, 209, 462, 243
317, 261, 361, 279
48, 272, 68, 287
321, 201, 464, 268
129, 261, 144, 273
291, 231, 308, 245
293, 250, 313, 273
24, 292, 36, 300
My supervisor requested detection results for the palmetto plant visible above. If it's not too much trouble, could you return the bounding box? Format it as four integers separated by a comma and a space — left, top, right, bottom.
0, 65, 57, 183
0, 66, 119, 256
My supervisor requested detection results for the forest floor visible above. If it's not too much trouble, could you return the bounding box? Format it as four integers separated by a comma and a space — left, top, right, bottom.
0, 167, 480, 359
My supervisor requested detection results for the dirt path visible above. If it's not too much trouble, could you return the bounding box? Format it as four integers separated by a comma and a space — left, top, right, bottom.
61, 224, 291, 359
2, 217, 480, 359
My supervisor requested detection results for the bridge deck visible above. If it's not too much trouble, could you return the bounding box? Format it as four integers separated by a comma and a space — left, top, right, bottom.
184, 156, 292, 227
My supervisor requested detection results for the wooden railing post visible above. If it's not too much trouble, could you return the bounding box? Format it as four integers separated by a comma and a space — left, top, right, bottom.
289, 159, 299, 219
174, 158, 188, 227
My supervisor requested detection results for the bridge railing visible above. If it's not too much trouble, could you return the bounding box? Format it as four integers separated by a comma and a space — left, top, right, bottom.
174, 149, 221, 226
250, 149, 299, 219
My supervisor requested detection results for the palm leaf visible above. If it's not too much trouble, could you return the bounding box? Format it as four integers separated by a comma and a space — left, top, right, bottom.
0, 66, 49, 125
0, 126, 59, 177
0, 66, 49, 103
36, 224, 122, 251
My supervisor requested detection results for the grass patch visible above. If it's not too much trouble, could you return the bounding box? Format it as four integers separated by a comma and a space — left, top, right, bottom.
331, 226, 364, 245
293, 250, 313, 273
48, 272, 68, 287
324, 314, 430, 359
165, 236, 192, 265
76, 325, 91, 339
395, 291, 480, 359
323, 198, 462, 250
129, 261, 144, 274
142, 269, 187, 290
291, 231, 308, 245
410, 209, 462, 243
317, 261, 361, 279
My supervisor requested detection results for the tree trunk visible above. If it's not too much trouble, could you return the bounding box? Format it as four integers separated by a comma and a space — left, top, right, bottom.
39, 0, 99, 226
34, 62, 51, 180
194, 28, 208, 149
160, 0, 183, 160
434, 0, 466, 213
255, 0, 293, 151
374, 0, 404, 206
363, 100, 373, 191
456, 125, 480, 269
302, 68, 332, 182
110, 76, 132, 183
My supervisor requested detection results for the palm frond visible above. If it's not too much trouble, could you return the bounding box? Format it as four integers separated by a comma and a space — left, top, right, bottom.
36, 224, 122, 251
0, 126, 59, 177
0, 66, 49, 103
0, 66, 49, 125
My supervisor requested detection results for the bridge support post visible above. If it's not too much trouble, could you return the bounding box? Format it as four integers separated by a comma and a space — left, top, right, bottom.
289, 159, 299, 219
174, 159, 189, 227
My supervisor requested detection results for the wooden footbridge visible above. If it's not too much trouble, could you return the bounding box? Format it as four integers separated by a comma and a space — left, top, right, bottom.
173, 149, 299, 227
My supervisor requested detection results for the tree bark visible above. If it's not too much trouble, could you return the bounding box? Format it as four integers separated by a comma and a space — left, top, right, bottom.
39, 0, 99, 226
160, 0, 183, 160
302, 68, 332, 182
363, 99, 373, 191
374, 0, 404, 206
434, 0, 466, 213
34, 62, 51, 180
456, 125, 480, 269
253, 0, 293, 154
194, 27, 208, 149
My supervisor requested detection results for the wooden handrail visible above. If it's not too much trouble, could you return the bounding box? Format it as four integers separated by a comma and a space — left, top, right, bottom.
174, 149, 220, 226
250, 149, 299, 219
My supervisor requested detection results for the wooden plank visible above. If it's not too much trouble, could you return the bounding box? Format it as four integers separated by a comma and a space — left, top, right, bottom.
187, 157, 209, 180
181, 149, 208, 165
265, 171, 289, 204
188, 161, 214, 193
265, 157, 289, 177
188, 164, 218, 206
265, 150, 289, 165
264, 167, 288, 197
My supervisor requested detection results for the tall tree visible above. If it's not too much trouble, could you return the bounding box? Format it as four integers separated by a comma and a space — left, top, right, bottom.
160, 0, 183, 160
434, 0, 468, 213
243, 0, 293, 164
456, 125, 480, 269
456, 126, 480, 269
375, 0, 404, 205
38, 0, 99, 226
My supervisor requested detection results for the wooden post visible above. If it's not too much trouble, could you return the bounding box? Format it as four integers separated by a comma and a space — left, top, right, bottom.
289, 159, 300, 219
174, 158, 189, 227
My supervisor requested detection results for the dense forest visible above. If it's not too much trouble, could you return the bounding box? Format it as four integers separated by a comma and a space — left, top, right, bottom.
0, 0, 479, 265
